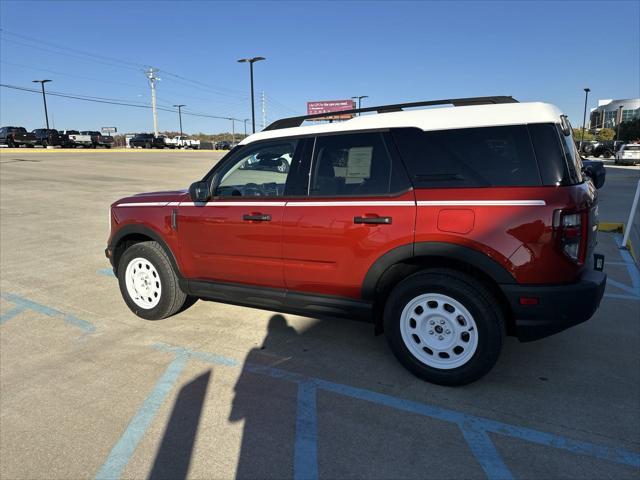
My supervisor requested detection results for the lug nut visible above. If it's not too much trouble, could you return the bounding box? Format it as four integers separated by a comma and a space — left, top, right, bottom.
439, 320, 445, 325
429, 320, 434, 325
445, 329, 451, 334
438, 335, 444, 340
429, 330, 434, 335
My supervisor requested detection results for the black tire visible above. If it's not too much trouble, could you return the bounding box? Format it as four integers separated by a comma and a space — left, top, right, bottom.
383, 269, 504, 386
42, 140, 49, 148
7, 137, 14, 148
583, 143, 594, 155
603, 150, 612, 159
117, 241, 194, 320
277, 158, 290, 173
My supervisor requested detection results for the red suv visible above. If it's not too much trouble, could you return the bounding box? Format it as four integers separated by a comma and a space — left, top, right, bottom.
106, 97, 606, 385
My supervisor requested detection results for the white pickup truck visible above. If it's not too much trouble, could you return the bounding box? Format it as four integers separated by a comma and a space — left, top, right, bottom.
63, 130, 94, 148
164, 136, 200, 150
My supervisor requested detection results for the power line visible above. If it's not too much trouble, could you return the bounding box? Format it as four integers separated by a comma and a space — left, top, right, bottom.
1, 29, 248, 102
0, 83, 244, 122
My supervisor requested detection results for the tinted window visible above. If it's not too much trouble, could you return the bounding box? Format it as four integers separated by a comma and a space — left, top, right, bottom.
556, 125, 583, 184
528, 123, 568, 185
391, 126, 542, 188
215, 141, 298, 197
310, 132, 408, 196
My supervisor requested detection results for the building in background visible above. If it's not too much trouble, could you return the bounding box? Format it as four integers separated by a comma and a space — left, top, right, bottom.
589, 98, 640, 131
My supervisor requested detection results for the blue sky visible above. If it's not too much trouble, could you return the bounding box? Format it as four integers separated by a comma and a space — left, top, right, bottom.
1, 0, 638, 135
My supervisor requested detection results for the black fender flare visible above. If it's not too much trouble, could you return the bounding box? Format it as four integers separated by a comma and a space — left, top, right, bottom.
361, 242, 516, 301
109, 224, 184, 281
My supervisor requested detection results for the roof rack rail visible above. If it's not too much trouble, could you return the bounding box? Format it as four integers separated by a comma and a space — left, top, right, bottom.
263, 95, 518, 131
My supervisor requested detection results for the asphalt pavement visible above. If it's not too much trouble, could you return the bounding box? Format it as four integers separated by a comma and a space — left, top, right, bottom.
1, 148, 639, 479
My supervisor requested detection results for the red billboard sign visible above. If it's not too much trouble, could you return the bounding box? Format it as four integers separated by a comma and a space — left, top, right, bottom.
307, 100, 356, 120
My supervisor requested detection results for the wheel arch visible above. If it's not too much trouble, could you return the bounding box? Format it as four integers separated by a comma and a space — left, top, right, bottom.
363, 242, 516, 335
110, 225, 183, 281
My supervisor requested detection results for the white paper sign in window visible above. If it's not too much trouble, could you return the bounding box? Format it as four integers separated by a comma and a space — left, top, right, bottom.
346, 146, 373, 179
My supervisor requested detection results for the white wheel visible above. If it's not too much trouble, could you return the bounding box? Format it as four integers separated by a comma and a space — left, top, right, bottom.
399, 293, 479, 369
124, 257, 162, 309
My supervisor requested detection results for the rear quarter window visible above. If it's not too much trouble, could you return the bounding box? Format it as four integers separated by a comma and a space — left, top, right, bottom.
391, 125, 542, 188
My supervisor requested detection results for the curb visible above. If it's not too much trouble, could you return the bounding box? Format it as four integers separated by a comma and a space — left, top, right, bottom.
599, 222, 638, 263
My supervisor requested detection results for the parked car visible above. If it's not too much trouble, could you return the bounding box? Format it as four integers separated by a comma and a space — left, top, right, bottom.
32, 128, 67, 147
590, 140, 624, 159
129, 133, 166, 149
215, 140, 231, 150
238, 150, 291, 173
63, 130, 93, 148
0, 126, 37, 147
615, 144, 640, 165
164, 136, 200, 149
582, 159, 606, 189
106, 96, 606, 386
81, 131, 114, 149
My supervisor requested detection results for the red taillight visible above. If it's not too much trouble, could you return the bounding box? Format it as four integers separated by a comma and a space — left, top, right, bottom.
553, 209, 588, 264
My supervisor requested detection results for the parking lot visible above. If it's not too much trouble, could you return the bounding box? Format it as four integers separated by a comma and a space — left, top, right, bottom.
1, 148, 639, 479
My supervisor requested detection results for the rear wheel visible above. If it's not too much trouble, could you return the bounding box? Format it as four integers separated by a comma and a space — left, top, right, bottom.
603, 150, 612, 159
117, 241, 196, 320
384, 269, 504, 386
277, 158, 290, 173
7, 137, 14, 148
42, 140, 49, 148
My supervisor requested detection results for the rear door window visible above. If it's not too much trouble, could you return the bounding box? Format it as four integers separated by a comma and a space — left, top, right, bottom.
391, 126, 542, 188
310, 132, 410, 196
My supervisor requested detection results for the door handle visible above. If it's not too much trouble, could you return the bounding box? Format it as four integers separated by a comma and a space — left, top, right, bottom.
354, 216, 392, 225
243, 213, 271, 222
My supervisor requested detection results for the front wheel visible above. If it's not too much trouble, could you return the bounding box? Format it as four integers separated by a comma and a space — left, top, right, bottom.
117, 241, 196, 320
384, 269, 504, 386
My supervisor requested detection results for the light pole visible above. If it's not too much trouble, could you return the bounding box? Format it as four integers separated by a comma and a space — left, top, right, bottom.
173, 104, 186, 137
243, 119, 249, 137
32, 80, 52, 129
581, 87, 590, 151
616, 105, 623, 142
237, 56, 265, 133
351, 95, 369, 115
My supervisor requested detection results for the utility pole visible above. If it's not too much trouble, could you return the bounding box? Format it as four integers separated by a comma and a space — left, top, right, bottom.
261, 91, 266, 130
32, 79, 52, 129
145, 68, 160, 136
237, 56, 266, 133
243, 119, 249, 137
232, 118, 235, 144
173, 104, 185, 137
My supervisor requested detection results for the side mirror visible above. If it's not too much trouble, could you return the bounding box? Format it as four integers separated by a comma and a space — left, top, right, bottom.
189, 181, 210, 203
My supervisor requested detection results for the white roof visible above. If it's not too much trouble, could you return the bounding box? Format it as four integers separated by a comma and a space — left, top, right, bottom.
240, 102, 564, 146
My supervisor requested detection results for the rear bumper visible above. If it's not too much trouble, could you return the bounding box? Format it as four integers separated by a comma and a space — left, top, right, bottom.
501, 269, 607, 342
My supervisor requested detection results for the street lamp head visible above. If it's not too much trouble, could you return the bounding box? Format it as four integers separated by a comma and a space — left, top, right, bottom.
584, 88, 590, 93
173, 104, 186, 108
32, 79, 52, 84
238, 57, 266, 64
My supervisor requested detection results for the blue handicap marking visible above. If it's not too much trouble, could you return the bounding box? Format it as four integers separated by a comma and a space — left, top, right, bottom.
96, 342, 640, 480
0, 292, 95, 334
604, 235, 640, 301
97, 268, 115, 277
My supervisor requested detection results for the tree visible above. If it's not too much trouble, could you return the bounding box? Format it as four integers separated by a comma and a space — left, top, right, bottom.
573, 128, 595, 141
618, 118, 640, 142
597, 128, 616, 141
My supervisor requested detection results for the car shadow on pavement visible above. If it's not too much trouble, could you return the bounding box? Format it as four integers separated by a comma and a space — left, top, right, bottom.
148, 370, 211, 480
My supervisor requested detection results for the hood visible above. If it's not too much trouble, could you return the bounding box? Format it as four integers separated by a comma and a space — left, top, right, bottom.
113, 189, 189, 207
